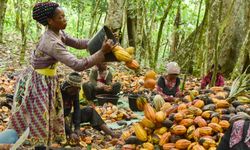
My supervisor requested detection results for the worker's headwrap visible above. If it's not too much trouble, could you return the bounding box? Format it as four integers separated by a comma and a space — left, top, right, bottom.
61, 72, 82, 91
32, 2, 59, 26
166, 62, 180, 75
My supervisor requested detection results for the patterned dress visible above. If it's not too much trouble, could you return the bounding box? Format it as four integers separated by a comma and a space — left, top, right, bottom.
8, 68, 65, 145
156, 76, 181, 101
7, 29, 105, 146
217, 120, 250, 150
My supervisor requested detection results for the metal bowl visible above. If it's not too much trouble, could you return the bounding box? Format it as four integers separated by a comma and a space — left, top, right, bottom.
96, 94, 119, 105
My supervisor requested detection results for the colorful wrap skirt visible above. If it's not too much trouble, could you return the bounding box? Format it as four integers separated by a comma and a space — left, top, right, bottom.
7, 67, 66, 146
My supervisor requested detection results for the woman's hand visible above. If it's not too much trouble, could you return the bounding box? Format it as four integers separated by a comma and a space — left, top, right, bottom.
164, 96, 175, 102
101, 39, 114, 54
103, 85, 112, 92
176, 92, 184, 97
96, 82, 105, 90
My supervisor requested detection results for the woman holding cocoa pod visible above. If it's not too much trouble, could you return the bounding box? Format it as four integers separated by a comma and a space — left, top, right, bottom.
0, 1, 114, 147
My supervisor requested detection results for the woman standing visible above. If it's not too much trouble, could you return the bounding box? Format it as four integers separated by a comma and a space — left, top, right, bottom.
6, 2, 114, 146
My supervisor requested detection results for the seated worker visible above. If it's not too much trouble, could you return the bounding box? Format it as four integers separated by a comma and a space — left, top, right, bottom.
156, 62, 183, 102
61, 72, 120, 140
201, 64, 225, 89
82, 63, 121, 101
217, 116, 250, 150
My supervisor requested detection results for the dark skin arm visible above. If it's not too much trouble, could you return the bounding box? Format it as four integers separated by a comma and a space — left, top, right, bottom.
102, 71, 113, 92
73, 93, 81, 135
63, 86, 82, 139
68, 95, 81, 140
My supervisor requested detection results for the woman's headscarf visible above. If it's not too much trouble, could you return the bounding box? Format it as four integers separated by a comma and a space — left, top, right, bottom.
61, 72, 82, 91
32, 2, 59, 26
166, 62, 180, 75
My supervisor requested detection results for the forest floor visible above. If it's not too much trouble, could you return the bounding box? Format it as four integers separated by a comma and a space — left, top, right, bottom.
1, 33, 250, 150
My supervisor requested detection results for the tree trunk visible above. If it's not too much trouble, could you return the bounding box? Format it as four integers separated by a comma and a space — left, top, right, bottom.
208, 0, 236, 78
172, 0, 212, 74
0, 0, 8, 43
13, 0, 20, 30
19, 1, 26, 64
19, 0, 32, 64
210, 0, 223, 87
173, 0, 249, 77
231, 0, 250, 77
144, 4, 158, 68
205, 0, 246, 77
188, 0, 204, 74
93, 14, 103, 35
105, 0, 124, 42
127, 0, 136, 47
231, 29, 250, 77
120, 0, 129, 47
136, 0, 144, 63
170, 1, 181, 56
153, 0, 175, 69
89, 0, 101, 37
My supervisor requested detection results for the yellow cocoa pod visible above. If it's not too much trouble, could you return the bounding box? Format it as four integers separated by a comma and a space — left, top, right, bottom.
112, 46, 132, 62
141, 117, 155, 128
142, 142, 154, 150
133, 123, 147, 141
125, 46, 135, 55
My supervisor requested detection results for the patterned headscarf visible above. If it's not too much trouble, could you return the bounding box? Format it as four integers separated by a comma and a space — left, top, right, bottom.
61, 72, 82, 91
32, 2, 59, 26
166, 62, 181, 75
